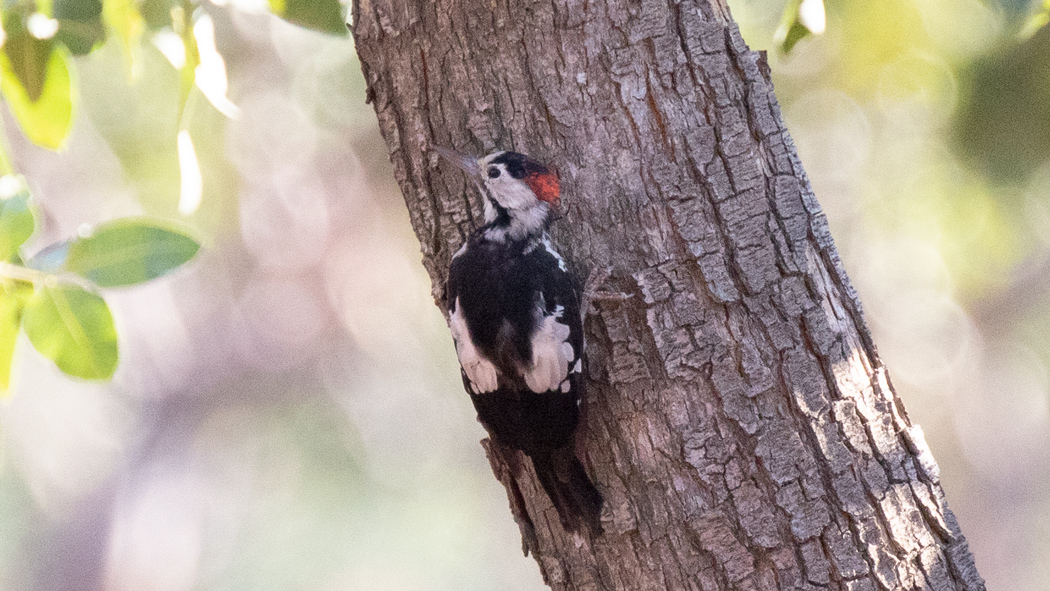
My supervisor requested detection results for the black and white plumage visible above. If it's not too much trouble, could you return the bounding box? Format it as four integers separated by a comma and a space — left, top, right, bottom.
439, 148, 602, 531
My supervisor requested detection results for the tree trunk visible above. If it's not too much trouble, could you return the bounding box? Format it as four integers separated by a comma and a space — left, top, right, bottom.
350, 1, 986, 589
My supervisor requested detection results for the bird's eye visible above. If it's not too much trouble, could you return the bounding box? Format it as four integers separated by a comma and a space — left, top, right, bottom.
488, 167, 501, 179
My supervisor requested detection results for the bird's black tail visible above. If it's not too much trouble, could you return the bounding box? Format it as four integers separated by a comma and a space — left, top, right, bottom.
531, 448, 603, 533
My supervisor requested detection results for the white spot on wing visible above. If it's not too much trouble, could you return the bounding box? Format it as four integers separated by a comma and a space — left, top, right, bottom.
450, 298, 499, 393
452, 240, 469, 259
541, 236, 567, 271
524, 305, 575, 393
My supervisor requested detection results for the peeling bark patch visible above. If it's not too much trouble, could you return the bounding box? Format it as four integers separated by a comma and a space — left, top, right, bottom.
693, 512, 756, 583
823, 520, 871, 580
731, 480, 780, 549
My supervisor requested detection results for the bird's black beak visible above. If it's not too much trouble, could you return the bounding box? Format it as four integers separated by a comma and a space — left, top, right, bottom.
434, 146, 481, 178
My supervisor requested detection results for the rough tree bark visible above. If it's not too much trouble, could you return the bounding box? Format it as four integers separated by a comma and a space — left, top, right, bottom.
350, 1, 986, 589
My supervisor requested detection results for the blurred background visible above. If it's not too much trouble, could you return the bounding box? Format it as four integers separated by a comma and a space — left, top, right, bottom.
0, 0, 1045, 589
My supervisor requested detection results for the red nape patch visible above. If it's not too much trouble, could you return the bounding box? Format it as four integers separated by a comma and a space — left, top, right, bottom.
525, 172, 561, 208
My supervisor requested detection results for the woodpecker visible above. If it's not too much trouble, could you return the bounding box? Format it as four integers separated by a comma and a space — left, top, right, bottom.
437, 147, 603, 532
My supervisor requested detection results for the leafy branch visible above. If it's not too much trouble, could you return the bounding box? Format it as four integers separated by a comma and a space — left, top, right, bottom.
0, 180, 199, 392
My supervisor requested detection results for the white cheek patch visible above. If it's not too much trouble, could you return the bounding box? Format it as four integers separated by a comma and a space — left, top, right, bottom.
450, 298, 499, 393
489, 175, 536, 210
524, 305, 576, 393
481, 174, 551, 241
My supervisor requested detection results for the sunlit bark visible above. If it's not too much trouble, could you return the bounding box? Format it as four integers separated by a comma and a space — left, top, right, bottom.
351, 0, 986, 589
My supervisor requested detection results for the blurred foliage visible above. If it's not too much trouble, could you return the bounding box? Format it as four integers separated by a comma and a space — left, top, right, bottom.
0, 0, 346, 152
1020, 0, 1050, 36
775, 0, 825, 53
52, 0, 107, 56
955, 25, 1050, 183
0, 26, 73, 150
0, 282, 28, 391
3, 11, 59, 103
0, 189, 33, 260
269, 0, 347, 36
775, 0, 1050, 175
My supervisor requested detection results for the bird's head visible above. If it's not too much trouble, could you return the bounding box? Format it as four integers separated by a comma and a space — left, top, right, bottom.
436, 147, 560, 240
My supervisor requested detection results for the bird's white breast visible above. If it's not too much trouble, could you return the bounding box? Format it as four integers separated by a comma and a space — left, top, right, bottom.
450, 297, 500, 394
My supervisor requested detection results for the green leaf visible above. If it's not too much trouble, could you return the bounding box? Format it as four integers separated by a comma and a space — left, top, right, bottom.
2, 15, 54, 102
779, 20, 812, 54
0, 282, 31, 395
176, 4, 199, 120
775, 0, 825, 54
1020, 6, 1050, 40
269, 0, 348, 36
0, 43, 74, 150
22, 284, 117, 380
140, 0, 182, 30
0, 189, 34, 261
55, 18, 107, 56
64, 218, 200, 287
54, 0, 106, 56
102, 0, 145, 69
